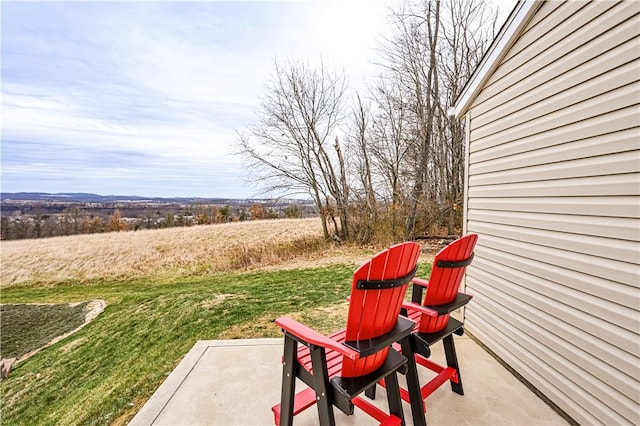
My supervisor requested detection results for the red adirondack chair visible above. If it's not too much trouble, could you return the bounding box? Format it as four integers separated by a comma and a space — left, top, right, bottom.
366, 235, 477, 421
272, 242, 426, 426
400, 234, 478, 413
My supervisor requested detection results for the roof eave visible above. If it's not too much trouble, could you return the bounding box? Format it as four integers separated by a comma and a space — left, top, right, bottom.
451, 0, 542, 118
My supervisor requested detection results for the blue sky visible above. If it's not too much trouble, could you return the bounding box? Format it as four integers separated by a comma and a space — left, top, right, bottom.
1, 0, 393, 198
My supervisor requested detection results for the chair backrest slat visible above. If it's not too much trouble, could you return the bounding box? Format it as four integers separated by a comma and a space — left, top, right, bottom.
417, 234, 477, 333
423, 234, 477, 306
342, 242, 421, 378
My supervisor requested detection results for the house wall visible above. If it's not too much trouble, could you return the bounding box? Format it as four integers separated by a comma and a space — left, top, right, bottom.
462, 1, 639, 424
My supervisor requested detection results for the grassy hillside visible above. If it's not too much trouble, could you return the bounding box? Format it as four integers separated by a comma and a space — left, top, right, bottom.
0, 219, 432, 425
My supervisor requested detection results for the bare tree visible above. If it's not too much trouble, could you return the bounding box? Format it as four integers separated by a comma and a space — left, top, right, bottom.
236, 0, 499, 242
369, 76, 413, 239
368, 0, 497, 238
374, 0, 442, 238
343, 93, 378, 242
236, 58, 349, 239
436, 0, 498, 233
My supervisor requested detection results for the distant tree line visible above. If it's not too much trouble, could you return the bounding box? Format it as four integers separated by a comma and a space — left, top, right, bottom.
0, 202, 304, 241
238, 0, 498, 244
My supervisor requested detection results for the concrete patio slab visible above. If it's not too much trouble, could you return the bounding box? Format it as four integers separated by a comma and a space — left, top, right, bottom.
130, 336, 569, 425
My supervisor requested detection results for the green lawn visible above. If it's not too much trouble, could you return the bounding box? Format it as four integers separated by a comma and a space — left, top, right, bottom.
0, 262, 431, 425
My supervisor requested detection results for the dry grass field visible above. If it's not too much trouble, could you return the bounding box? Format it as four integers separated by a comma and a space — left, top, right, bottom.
0, 218, 325, 287
0, 218, 388, 288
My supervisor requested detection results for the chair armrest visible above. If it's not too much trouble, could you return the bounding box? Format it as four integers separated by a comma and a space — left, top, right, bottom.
411, 277, 429, 303
275, 316, 359, 360
402, 301, 439, 317
343, 316, 415, 357
412, 277, 429, 288
423, 293, 473, 315
403, 293, 473, 316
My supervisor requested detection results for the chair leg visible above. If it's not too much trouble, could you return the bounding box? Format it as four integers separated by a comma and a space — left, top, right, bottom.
443, 334, 463, 395
399, 336, 427, 426
310, 346, 336, 426
365, 384, 377, 400
278, 335, 298, 426
384, 372, 405, 426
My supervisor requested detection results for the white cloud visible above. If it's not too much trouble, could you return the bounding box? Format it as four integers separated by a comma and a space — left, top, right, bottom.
0, 0, 442, 198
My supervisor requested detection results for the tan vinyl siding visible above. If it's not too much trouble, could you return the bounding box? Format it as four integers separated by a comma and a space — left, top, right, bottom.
468, 196, 639, 218
462, 1, 640, 425
471, 85, 638, 152
470, 106, 639, 163
473, 1, 627, 109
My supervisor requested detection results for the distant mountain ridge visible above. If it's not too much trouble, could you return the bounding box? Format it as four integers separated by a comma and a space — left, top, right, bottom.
1, 192, 307, 204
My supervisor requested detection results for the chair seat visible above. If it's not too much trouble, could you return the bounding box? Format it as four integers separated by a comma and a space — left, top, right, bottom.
392, 314, 464, 353
412, 317, 464, 350
273, 329, 410, 424
272, 333, 350, 422
332, 349, 408, 416
296, 328, 347, 378
295, 329, 409, 392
